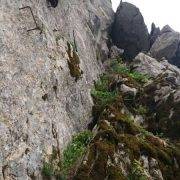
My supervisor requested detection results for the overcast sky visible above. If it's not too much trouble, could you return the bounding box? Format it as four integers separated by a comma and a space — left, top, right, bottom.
112, 0, 180, 32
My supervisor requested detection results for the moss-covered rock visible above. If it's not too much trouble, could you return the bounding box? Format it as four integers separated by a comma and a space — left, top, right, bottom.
73, 59, 180, 180
67, 42, 83, 81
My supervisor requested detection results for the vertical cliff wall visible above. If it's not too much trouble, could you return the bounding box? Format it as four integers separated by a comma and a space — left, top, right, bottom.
0, 0, 113, 179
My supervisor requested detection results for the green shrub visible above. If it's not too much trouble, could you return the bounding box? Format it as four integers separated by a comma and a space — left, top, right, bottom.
94, 74, 109, 92
42, 131, 93, 178
91, 74, 118, 107
129, 72, 149, 84
110, 59, 149, 84
111, 62, 130, 74
62, 131, 93, 170
91, 90, 118, 107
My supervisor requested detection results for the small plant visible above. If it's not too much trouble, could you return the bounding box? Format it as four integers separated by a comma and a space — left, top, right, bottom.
111, 61, 130, 74
42, 131, 93, 178
91, 90, 118, 107
94, 74, 109, 92
134, 105, 148, 115
129, 160, 149, 180
91, 74, 118, 107
42, 162, 54, 177
140, 128, 154, 139
55, 35, 64, 45
110, 59, 149, 84
62, 130, 93, 170
129, 72, 149, 84
155, 132, 163, 137
42, 148, 61, 178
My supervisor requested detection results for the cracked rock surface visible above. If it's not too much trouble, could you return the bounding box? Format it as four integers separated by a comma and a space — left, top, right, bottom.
0, 0, 113, 179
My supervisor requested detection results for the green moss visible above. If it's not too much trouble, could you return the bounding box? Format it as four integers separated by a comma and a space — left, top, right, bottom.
139, 140, 158, 157
91, 151, 108, 179
118, 133, 174, 167
119, 134, 141, 159
67, 42, 83, 81
98, 120, 112, 131
74, 145, 96, 180
157, 149, 172, 165
111, 110, 145, 135
134, 105, 148, 115
108, 166, 127, 180
74, 57, 180, 179
129, 160, 149, 180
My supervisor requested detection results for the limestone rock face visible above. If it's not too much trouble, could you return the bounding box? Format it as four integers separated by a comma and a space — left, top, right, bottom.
132, 53, 180, 139
0, 0, 113, 179
150, 25, 180, 67
111, 2, 150, 60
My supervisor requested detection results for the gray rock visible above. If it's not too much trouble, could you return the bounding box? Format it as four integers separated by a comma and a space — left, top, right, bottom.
110, 45, 124, 59
149, 158, 163, 180
111, 2, 150, 60
132, 53, 180, 139
132, 53, 165, 78
120, 84, 137, 96
150, 25, 180, 67
160, 25, 175, 34
150, 23, 160, 47
0, 0, 114, 178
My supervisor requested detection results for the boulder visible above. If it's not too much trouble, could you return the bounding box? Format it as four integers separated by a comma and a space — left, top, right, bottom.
150, 23, 160, 47
150, 25, 180, 67
132, 53, 165, 78
120, 84, 137, 97
132, 53, 180, 139
111, 2, 150, 60
110, 45, 124, 59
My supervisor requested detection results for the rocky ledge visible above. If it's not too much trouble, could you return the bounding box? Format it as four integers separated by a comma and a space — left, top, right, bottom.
73, 53, 180, 180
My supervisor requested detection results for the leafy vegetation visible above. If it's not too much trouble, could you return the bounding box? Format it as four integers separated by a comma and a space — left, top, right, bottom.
110, 59, 149, 84
91, 74, 118, 107
42, 131, 93, 178
62, 130, 93, 170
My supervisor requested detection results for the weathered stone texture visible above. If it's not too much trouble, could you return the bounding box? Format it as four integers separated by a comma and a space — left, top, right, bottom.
0, 0, 113, 179
111, 2, 150, 60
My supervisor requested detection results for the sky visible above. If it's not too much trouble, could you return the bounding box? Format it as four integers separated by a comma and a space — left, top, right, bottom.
112, 0, 180, 32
